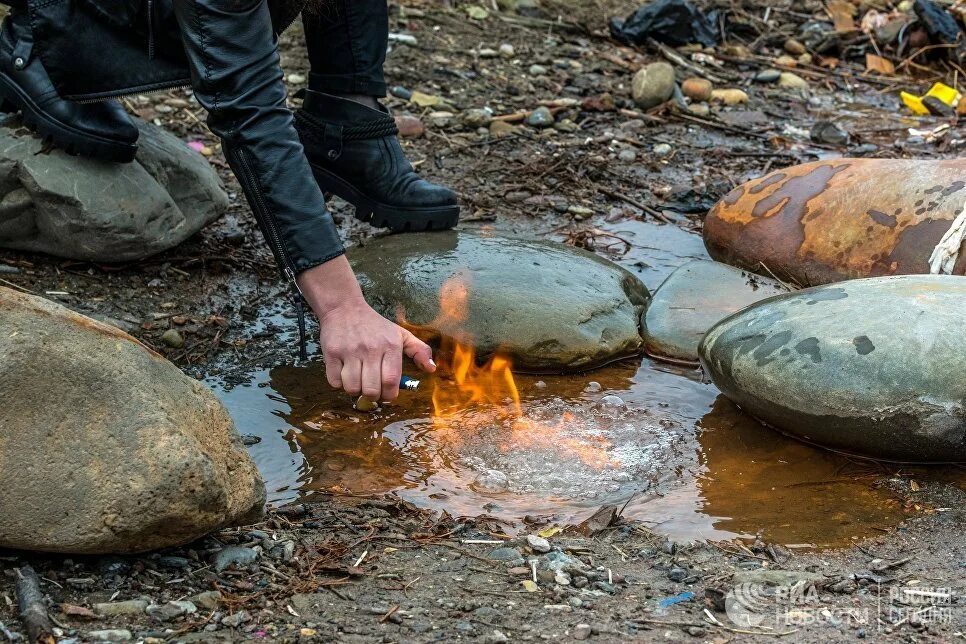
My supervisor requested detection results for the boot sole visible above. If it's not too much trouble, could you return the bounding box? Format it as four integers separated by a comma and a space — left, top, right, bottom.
309, 163, 459, 233
0, 72, 138, 164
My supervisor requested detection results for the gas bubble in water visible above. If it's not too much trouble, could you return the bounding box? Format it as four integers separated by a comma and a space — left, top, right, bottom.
472, 469, 510, 493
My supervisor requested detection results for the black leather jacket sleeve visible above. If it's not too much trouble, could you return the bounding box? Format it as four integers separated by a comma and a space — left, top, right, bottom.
171, 0, 344, 278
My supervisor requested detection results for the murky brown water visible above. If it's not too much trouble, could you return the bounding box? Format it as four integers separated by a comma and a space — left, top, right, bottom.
212, 354, 927, 548
212, 221, 960, 548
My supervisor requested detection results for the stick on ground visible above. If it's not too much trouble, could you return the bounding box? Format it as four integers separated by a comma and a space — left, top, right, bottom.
15, 566, 55, 644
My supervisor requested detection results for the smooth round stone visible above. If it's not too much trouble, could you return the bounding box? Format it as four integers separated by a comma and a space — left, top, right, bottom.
704, 158, 966, 286
699, 275, 966, 462
643, 260, 790, 364
350, 231, 650, 372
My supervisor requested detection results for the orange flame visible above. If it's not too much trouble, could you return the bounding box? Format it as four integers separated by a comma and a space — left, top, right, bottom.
403, 273, 614, 468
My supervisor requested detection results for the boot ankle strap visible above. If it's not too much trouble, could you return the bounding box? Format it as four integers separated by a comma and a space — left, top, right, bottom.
295, 110, 398, 160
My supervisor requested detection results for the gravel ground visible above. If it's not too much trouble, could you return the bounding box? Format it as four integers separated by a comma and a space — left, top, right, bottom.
1, 0, 965, 641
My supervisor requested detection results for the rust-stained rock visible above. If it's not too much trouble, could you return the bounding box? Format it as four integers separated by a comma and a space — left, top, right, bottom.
704, 158, 966, 286
0, 287, 265, 553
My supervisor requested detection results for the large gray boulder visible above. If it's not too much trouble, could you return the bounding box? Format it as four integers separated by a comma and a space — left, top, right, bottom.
0, 287, 265, 554
350, 231, 650, 372
699, 275, 966, 462
0, 119, 228, 261
643, 260, 790, 364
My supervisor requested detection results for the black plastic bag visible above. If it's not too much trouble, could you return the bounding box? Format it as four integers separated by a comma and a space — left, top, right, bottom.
913, 0, 965, 60
610, 0, 720, 48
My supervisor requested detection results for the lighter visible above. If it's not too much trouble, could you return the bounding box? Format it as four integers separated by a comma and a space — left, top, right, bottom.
354, 375, 421, 412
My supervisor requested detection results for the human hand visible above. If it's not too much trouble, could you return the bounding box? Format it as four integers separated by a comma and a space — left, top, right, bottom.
297, 255, 436, 402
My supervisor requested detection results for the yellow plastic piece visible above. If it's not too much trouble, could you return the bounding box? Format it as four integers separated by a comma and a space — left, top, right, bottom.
924, 82, 961, 106
901, 92, 930, 115
902, 83, 962, 116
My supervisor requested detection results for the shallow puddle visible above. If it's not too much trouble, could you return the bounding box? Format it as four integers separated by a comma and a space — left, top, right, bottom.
212, 354, 928, 549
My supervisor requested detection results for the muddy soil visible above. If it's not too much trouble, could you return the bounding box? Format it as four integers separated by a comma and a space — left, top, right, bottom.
2, 0, 965, 641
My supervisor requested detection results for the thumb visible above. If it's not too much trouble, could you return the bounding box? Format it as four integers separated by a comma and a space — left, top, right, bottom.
401, 328, 436, 373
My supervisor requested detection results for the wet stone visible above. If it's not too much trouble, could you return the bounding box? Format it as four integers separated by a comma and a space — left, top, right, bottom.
700, 275, 966, 462
643, 260, 790, 364
0, 120, 227, 262
350, 231, 650, 372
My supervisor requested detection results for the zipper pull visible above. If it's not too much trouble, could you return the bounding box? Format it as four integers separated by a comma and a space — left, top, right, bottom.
285, 268, 309, 362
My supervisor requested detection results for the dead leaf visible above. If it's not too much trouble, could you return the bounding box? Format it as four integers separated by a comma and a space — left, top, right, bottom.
865, 54, 895, 75
828, 0, 856, 32
910, 479, 920, 492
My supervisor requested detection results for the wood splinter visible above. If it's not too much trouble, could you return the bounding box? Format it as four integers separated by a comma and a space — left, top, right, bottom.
15, 566, 55, 644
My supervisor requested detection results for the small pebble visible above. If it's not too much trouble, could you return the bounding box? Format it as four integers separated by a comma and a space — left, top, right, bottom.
617, 149, 636, 163
710, 88, 749, 105
784, 38, 807, 56
527, 534, 551, 553
88, 630, 133, 642
573, 624, 593, 640
213, 546, 259, 572
668, 567, 689, 582
778, 72, 809, 90
681, 78, 712, 102
286, 73, 305, 84
528, 64, 548, 76
526, 106, 554, 128
487, 547, 524, 563
93, 600, 149, 617
499, 43, 515, 58
221, 611, 252, 628
754, 69, 781, 83
390, 86, 413, 100
653, 143, 672, 157
158, 555, 190, 569
394, 115, 425, 138
160, 329, 184, 348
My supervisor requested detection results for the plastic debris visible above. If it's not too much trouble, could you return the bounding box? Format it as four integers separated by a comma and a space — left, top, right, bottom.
657, 591, 695, 609
609, 0, 720, 48
900, 82, 961, 116
913, 0, 965, 61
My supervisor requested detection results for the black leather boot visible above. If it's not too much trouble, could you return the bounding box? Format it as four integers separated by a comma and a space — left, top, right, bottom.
295, 90, 459, 232
0, 12, 138, 163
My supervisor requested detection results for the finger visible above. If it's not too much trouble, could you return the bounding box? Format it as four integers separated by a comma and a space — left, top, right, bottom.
361, 351, 383, 400
402, 329, 436, 373
341, 358, 363, 396
325, 355, 344, 390
380, 350, 402, 402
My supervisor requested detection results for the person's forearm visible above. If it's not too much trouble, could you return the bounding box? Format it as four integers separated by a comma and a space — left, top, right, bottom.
297, 255, 367, 320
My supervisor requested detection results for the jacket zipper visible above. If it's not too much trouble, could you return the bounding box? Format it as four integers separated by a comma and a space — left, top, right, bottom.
147, 0, 155, 60
230, 147, 310, 361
